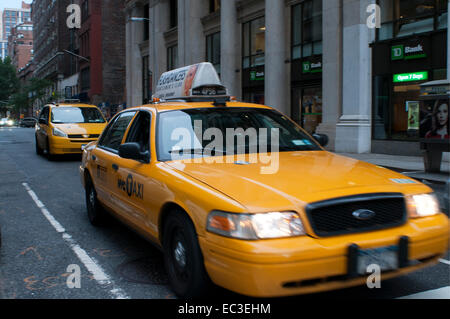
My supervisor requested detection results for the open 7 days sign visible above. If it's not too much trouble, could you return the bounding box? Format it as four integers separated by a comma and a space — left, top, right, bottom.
393, 71, 428, 83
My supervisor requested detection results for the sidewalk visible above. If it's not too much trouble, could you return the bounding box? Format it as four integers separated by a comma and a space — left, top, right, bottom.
337, 152, 450, 184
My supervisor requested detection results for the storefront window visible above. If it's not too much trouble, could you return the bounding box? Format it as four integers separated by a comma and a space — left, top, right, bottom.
292, 87, 322, 134
291, 0, 322, 59
242, 17, 265, 69
373, 76, 427, 141
378, 0, 445, 40
373, 75, 391, 139
301, 87, 322, 134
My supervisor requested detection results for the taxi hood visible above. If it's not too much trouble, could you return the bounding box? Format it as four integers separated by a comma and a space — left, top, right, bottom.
166, 151, 426, 212
52, 123, 106, 135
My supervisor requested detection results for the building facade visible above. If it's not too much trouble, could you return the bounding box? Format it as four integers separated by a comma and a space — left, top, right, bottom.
1, 1, 31, 61
7, 22, 33, 71
126, 0, 448, 155
32, 0, 74, 100
78, 0, 127, 116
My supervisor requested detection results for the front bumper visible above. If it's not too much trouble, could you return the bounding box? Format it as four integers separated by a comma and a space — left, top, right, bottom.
49, 136, 97, 154
199, 213, 449, 297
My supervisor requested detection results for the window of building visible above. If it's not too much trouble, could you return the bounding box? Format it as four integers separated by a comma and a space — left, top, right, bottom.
206, 32, 220, 75
242, 16, 265, 69
82, 0, 89, 22
378, 0, 447, 40
291, 0, 322, 60
143, 4, 150, 41
209, 0, 220, 13
142, 56, 151, 104
167, 45, 178, 71
170, 0, 178, 28
81, 67, 90, 91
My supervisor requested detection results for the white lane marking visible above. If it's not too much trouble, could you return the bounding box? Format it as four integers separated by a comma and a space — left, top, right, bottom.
399, 286, 450, 299
439, 259, 450, 266
22, 182, 129, 299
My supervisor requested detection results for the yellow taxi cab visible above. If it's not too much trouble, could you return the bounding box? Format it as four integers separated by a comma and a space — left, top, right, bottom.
79, 63, 449, 298
35, 101, 107, 159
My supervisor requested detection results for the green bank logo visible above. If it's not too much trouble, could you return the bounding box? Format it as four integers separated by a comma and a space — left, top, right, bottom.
393, 71, 428, 83
250, 71, 264, 81
391, 45, 404, 60
391, 44, 426, 61
302, 61, 311, 73
302, 61, 322, 73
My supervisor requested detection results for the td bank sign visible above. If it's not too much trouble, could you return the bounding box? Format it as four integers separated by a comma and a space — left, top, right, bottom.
391, 43, 427, 61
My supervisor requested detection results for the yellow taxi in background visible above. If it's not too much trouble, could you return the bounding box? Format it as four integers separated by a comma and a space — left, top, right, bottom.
35, 102, 107, 159
79, 63, 449, 298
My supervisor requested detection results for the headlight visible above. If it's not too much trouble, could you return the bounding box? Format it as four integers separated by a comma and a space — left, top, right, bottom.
52, 127, 68, 137
206, 211, 305, 240
407, 193, 440, 218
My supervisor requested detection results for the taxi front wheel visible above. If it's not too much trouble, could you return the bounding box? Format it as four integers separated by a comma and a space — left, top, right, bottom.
163, 211, 211, 298
35, 136, 43, 155
85, 175, 106, 226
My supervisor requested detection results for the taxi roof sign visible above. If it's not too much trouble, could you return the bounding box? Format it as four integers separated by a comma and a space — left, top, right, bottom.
154, 62, 228, 100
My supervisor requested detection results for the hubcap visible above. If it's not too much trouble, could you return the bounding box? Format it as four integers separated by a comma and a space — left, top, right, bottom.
174, 241, 186, 268
89, 189, 95, 206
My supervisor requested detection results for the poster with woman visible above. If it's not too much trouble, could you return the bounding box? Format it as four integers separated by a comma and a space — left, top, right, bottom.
420, 99, 449, 139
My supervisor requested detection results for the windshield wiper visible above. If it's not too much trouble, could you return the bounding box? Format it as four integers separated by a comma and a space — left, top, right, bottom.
169, 148, 227, 155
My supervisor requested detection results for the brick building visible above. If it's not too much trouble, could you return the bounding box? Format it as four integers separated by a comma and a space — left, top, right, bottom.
32, 0, 78, 103
8, 22, 33, 71
1, 1, 31, 41
78, 0, 126, 113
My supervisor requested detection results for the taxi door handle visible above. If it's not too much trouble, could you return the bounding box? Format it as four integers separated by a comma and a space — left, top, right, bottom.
112, 164, 119, 171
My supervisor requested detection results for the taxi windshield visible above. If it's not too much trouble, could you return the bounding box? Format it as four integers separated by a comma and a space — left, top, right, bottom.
157, 107, 320, 161
51, 107, 106, 124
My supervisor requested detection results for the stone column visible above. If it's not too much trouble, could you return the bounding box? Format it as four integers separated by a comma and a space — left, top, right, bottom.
178, 0, 206, 67
150, 1, 169, 93
315, 0, 342, 151
130, 3, 144, 107
125, 7, 132, 107
220, 0, 241, 98
335, 0, 373, 153
264, 0, 289, 115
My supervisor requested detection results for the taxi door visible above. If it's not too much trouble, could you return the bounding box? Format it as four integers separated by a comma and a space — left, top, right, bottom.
113, 111, 155, 233
90, 111, 137, 213
36, 106, 50, 150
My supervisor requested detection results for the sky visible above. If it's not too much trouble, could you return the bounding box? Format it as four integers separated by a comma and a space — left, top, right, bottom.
0, 0, 32, 12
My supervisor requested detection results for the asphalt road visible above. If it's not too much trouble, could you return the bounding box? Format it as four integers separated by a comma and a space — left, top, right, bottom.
0, 127, 449, 300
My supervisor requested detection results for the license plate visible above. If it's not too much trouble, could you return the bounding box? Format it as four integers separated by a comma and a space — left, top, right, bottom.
357, 245, 398, 275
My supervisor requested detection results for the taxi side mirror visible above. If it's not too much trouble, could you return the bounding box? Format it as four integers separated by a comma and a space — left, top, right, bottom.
312, 133, 329, 147
119, 142, 149, 162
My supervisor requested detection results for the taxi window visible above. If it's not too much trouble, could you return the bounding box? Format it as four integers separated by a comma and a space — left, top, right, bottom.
125, 111, 151, 154
99, 111, 136, 151
39, 107, 49, 123
51, 107, 106, 124
157, 107, 320, 161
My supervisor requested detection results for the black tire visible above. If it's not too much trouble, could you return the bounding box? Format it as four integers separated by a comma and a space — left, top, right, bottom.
85, 174, 106, 226
35, 136, 43, 155
163, 210, 211, 298
45, 138, 55, 161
